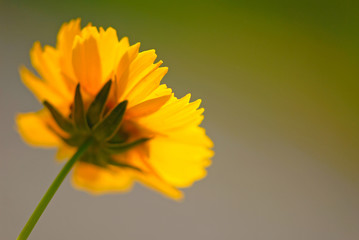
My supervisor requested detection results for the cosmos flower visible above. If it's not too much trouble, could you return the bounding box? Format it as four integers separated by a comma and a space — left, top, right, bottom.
16, 18, 213, 200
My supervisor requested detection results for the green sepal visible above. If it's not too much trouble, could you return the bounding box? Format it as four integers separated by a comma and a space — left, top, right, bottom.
107, 159, 142, 172
61, 134, 89, 147
92, 100, 128, 141
79, 148, 109, 167
43, 101, 74, 133
107, 130, 128, 144
73, 84, 88, 131
104, 138, 150, 154
86, 80, 112, 128
79, 150, 142, 172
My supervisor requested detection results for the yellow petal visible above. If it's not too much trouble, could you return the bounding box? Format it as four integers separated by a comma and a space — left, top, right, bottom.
56, 143, 76, 162
80, 26, 99, 39
108, 37, 131, 102
98, 27, 120, 83
72, 162, 134, 194
144, 84, 173, 101
114, 43, 141, 100
167, 126, 214, 148
135, 173, 183, 200
148, 136, 213, 188
125, 66, 168, 107
115, 37, 130, 65
116, 146, 183, 200
16, 110, 61, 147
19, 66, 66, 106
117, 50, 159, 101
116, 42, 140, 79
126, 94, 171, 119
57, 18, 81, 52
30, 42, 72, 101
138, 94, 205, 133
56, 18, 81, 83
72, 34, 102, 95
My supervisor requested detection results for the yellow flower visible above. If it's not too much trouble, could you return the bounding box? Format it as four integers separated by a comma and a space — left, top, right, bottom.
16, 19, 213, 200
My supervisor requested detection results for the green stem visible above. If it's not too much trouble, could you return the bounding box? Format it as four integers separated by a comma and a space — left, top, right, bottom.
17, 138, 94, 240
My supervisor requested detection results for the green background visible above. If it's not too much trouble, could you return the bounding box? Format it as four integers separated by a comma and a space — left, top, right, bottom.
1, 0, 358, 239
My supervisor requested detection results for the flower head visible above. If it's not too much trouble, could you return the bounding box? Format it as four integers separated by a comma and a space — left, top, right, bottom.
16, 19, 213, 200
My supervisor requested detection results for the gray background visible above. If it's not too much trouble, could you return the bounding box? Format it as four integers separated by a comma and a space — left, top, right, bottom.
1, 1, 359, 239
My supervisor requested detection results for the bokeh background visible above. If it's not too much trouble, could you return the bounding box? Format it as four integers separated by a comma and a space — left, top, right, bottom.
1, 0, 359, 239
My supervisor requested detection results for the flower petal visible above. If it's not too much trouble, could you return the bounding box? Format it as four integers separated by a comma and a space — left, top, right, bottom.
56, 18, 81, 83
16, 111, 61, 147
30, 42, 72, 101
120, 146, 183, 200
56, 143, 76, 161
126, 94, 171, 119
72, 162, 134, 194
148, 136, 213, 188
135, 173, 183, 200
144, 84, 173, 100
114, 43, 141, 101
20, 66, 66, 106
117, 49, 159, 102
72, 34, 102, 95
98, 27, 120, 83
167, 126, 214, 148
137, 94, 205, 133
125, 66, 168, 107
115, 37, 130, 65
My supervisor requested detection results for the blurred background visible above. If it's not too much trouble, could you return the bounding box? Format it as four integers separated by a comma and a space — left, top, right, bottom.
1, 0, 358, 239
